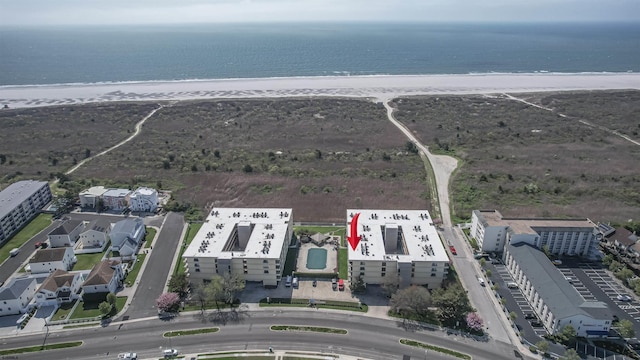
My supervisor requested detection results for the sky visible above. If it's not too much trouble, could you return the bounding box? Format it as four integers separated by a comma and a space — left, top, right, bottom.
0, 0, 639, 26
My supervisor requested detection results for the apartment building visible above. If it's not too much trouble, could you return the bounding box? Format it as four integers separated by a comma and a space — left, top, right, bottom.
346, 209, 450, 289
183, 208, 293, 287
471, 210, 600, 259
0, 180, 52, 245
505, 242, 611, 337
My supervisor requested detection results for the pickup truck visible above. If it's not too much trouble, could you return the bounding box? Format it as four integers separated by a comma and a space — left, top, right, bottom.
118, 352, 137, 359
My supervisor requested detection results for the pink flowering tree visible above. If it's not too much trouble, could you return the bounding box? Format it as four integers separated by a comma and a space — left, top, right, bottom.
156, 292, 180, 313
465, 312, 484, 332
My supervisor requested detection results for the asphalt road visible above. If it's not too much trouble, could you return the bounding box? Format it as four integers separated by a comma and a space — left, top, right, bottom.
0, 218, 60, 284
122, 212, 185, 319
3, 311, 525, 360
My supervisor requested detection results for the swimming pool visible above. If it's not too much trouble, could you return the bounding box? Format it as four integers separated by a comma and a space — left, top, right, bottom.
306, 248, 328, 270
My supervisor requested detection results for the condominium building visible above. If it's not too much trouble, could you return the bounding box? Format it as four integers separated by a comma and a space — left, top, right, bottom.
347, 209, 450, 289
505, 242, 611, 337
0, 180, 52, 245
183, 208, 293, 287
128, 187, 159, 213
471, 210, 600, 259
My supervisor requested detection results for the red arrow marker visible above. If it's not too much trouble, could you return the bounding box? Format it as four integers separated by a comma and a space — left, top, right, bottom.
347, 212, 361, 251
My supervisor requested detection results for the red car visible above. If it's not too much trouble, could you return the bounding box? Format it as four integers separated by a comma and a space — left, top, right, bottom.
449, 245, 457, 255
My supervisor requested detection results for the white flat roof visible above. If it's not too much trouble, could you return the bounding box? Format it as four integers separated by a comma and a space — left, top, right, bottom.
347, 209, 449, 263
79, 186, 107, 197
132, 187, 156, 196
102, 188, 131, 197
183, 208, 292, 260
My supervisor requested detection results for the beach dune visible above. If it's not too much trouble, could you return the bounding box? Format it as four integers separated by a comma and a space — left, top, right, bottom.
1, 73, 639, 108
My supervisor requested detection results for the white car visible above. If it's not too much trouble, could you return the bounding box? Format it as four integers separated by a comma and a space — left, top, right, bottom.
617, 295, 632, 302
163, 349, 179, 358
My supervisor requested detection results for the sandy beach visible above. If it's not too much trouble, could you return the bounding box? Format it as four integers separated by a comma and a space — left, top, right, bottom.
1, 73, 639, 108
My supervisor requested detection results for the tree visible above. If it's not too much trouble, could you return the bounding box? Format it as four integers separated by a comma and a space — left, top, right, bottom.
405, 141, 419, 154
106, 293, 117, 307
465, 312, 484, 331
602, 254, 614, 266
509, 311, 517, 321
560, 348, 580, 360
349, 275, 366, 293
479, 258, 486, 268
431, 283, 473, 324
168, 273, 190, 299
535, 340, 550, 354
616, 319, 635, 338
221, 272, 245, 306
242, 164, 253, 173
191, 283, 209, 314
558, 324, 577, 345
542, 245, 551, 258
381, 274, 400, 298
485, 269, 492, 278
99, 301, 112, 318
390, 286, 432, 319
156, 292, 181, 313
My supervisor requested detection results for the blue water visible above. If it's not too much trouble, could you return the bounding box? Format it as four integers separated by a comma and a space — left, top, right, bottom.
0, 22, 638, 86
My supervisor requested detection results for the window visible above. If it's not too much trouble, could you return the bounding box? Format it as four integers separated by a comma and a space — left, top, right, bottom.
263, 259, 268, 263
264, 270, 269, 274
381, 272, 386, 277
194, 258, 199, 262
431, 273, 436, 277
360, 266, 365, 271
195, 268, 200, 272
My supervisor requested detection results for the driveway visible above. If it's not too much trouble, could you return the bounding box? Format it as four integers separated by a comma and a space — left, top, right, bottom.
121, 212, 185, 319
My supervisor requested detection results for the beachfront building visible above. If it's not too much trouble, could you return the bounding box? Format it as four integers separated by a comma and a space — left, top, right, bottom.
470, 210, 601, 259
79, 186, 108, 208
0, 180, 52, 245
48, 219, 84, 248
128, 187, 159, 213
505, 242, 611, 337
101, 188, 131, 211
182, 208, 293, 287
346, 209, 450, 289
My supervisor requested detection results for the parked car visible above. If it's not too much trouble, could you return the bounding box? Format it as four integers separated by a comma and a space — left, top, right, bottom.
163, 349, 178, 358
338, 279, 344, 291
530, 320, 543, 327
9, 248, 19, 257
449, 245, 457, 255
507, 282, 518, 289
312, 280, 317, 287
478, 277, 485, 286
332, 278, 337, 290
118, 353, 137, 360
35, 242, 48, 249
524, 313, 536, 320
617, 294, 632, 302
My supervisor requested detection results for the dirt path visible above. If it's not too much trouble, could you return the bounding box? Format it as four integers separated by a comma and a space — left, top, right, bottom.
503, 93, 640, 147
383, 101, 458, 227
63, 104, 165, 176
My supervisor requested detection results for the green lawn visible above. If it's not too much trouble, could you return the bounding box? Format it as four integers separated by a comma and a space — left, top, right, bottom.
175, 223, 202, 275
338, 248, 348, 280
0, 214, 52, 262
143, 227, 156, 248
283, 247, 298, 276
70, 296, 126, 319
51, 301, 76, 321
125, 253, 146, 284
0, 341, 83, 356
73, 251, 106, 271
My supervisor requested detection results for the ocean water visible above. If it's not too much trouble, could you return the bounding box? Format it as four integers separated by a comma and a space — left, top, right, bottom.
0, 22, 638, 86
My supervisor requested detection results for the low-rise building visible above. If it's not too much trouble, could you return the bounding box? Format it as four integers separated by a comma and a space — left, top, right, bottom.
0, 277, 38, 316
82, 259, 124, 295
48, 219, 84, 248
34, 270, 82, 306
101, 189, 131, 211
471, 210, 600, 259
346, 209, 450, 289
128, 187, 158, 213
29, 247, 76, 274
607, 227, 638, 252
182, 208, 293, 287
79, 186, 108, 208
78, 219, 111, 250
110, 218, 145, 257
505, 242, 611, 337
0, 180, 52, 245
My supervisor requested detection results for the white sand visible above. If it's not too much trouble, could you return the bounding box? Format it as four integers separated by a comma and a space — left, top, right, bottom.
1, 73, 639, 108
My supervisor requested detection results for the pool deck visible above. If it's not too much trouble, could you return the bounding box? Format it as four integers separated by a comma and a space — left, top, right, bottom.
297, 242, 338, 273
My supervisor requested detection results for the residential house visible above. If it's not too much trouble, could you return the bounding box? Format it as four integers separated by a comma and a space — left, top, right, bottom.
78, 219, 111, 249
0, 277, 38, 316
34, 270, 82, 306
102, 189, 131, 211
0, 180, 52, 245
128, 187, 158, 213
78, 186, 107, 208
47, 219, 84, 248
607, 227, 638, 253
110, 218, 145, 257
29, 247, 76, 274
82, 260, 124, 295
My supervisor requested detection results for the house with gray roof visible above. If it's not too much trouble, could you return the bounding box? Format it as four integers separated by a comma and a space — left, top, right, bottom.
0, 277, 38, 316
0, 180, 52, 245
48, 219, 84, 248
82, 260, 123, 295
77, 219, 111, 251
110, 218, 144, 258
34, 270, 82, 306
607, 227, 638, 252
504, 242, 611, 337
29, 247, 76, 274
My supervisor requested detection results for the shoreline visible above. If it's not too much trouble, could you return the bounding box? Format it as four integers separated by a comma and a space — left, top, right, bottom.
1, 73, 639, 109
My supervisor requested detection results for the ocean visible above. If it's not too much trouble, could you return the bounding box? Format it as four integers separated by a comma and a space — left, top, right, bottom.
0, 22, 638, 86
